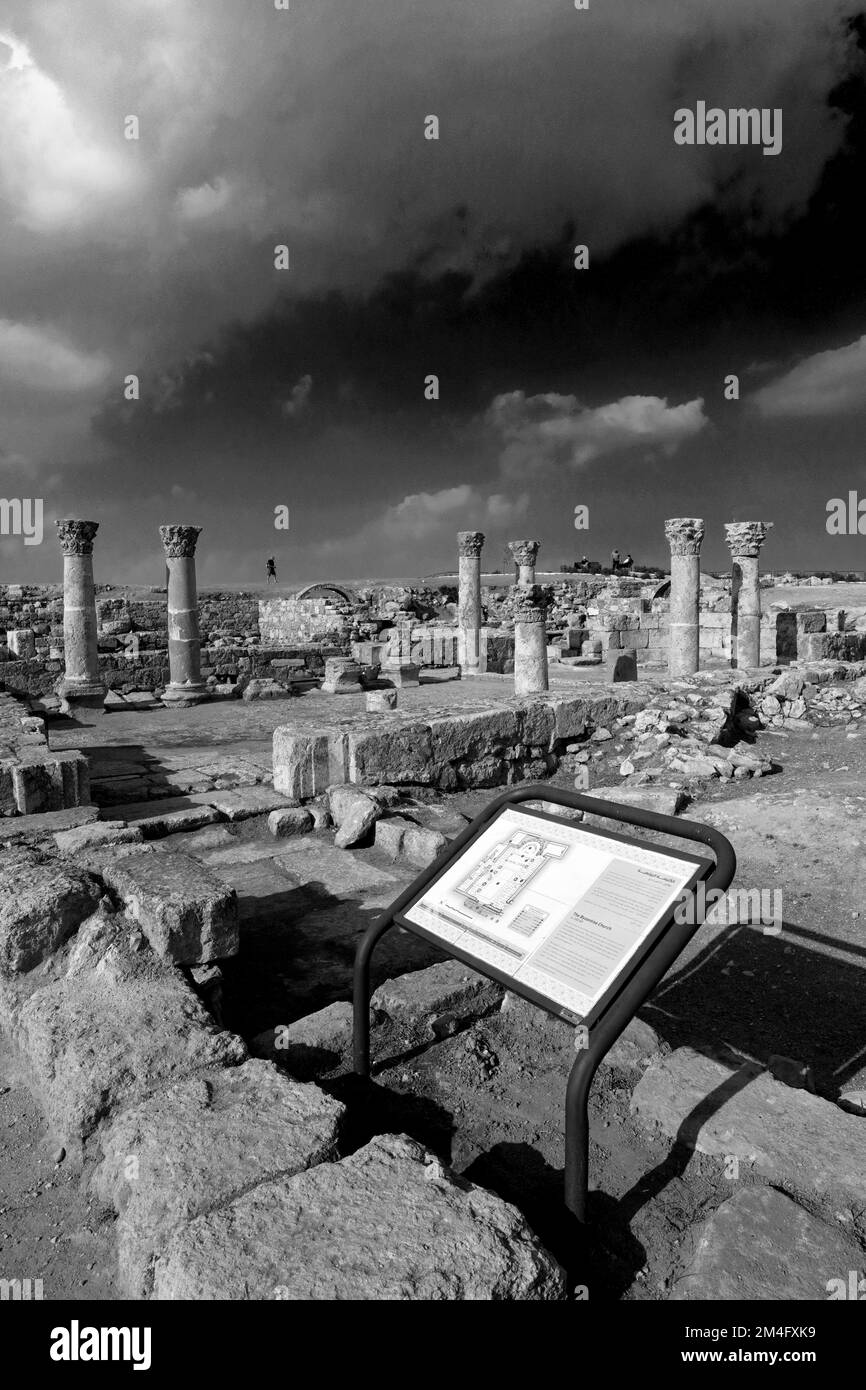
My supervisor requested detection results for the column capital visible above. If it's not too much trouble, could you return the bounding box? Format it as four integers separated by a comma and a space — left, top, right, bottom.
159, 524, 202, 558
56, 519, 98, 556
724, 521, 772, 558
511, 583, 547, 623
664, 517, 705, 556
508, 539, 540, 566
457, 530, 485, 557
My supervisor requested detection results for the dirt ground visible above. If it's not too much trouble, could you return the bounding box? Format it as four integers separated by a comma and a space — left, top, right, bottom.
3, 716, 865, 1300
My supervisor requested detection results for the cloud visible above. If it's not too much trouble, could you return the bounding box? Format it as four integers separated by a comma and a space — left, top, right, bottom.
281, 374, 313, 419
0, 444, 30, 472
315, 485, 529, 571
750, 334, 866, 417
0, 320, 110, 392
176, 177, 234, 222
382, 485, 528, 542
0, 28, 137, 232
487, 390, 708, 475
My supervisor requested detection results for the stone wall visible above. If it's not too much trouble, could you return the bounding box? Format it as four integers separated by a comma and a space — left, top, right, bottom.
258, 597, 352, 644
274, 686, 650, 797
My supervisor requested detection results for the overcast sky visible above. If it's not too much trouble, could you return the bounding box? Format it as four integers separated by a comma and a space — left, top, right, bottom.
2, 0, 866, 585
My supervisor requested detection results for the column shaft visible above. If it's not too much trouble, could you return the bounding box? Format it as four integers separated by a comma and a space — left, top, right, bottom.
725, 522, 771, 669
513, 585, 549, 696
56, 519, 104, 706
665, 518, 705, 677
160, 525, 208, 705
457, 531, 484, 674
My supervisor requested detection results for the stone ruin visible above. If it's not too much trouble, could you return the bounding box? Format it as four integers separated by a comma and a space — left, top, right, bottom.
2, 513, 866, 1301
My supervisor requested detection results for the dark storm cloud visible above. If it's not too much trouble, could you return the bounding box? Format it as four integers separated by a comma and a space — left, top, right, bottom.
2, 0, 866, 579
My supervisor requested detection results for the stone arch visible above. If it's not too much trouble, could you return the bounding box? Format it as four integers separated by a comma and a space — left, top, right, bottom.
652, 580, 671, 601
294, 582, 357, 604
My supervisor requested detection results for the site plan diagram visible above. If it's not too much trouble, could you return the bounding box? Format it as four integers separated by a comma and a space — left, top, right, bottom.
403, 807, 707, 1018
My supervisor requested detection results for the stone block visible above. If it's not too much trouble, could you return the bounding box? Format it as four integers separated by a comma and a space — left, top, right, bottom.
267, 807, 314, 838
580, 784, 688, 824
373, 814, 414, 859
372, 961, 504, 1048
366, 689, 397, 713
321, 656, 363, 695
517, 700, 555, 749
152, 1133, 566, 1301
328, 783, 381, 848
252, 1001, 355, 1079
242, 678, 291, 701
402, 824, 448, 867
10, 908, 247, 1146
631, 1048, 866, 1212
380, 661, 421, 687
6, 629, 36, 658
797, 633, 828, 661
273, 728, 345, 799
796, 610, 827, 634
102, 799, 221, 838
10, 750, 90, 814
428, 710, 520, 765
53, 822, 145, 855
671, 1186, 864, 1301
0, 847, 101, 975
101, 850, 239, 964
608, 649, 637, 682
207, 786, 298, 821
348, 723, 435, 785
93, 1060, 344, 1297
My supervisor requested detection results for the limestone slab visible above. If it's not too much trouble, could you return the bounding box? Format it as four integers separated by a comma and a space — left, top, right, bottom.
0, 847, 101, 975
103, 798, 221, 837
152, 1133, 565, 1301
632, 1048, 866, 1212
94, 1059, 344, 1296
102, 850, 239, 964
53, 822, 145, 855
671, 1186, 864, 1301
267, 806, 314, 838
11, 909, 247, 1146
206, 785, 297, 821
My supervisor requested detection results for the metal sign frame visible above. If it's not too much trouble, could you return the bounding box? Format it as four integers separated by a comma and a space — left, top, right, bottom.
353, 782, 736, 1223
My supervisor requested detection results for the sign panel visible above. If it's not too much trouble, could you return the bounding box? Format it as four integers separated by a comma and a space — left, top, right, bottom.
399, 804, 712, 1023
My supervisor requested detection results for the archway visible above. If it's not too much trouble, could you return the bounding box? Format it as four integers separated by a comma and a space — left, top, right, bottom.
294, 582, 357, 604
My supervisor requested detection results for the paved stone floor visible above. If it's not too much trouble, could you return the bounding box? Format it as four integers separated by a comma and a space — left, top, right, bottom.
48, 667, 662, 805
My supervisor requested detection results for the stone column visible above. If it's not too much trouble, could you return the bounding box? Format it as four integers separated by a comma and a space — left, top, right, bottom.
664, 518, 705, 677
725, 521, 772, 670
159, 525, 208, 706
513, 584, 549, 696
509, 539, 540, 587
56, 519, 105, 717
457, 530, 484, 674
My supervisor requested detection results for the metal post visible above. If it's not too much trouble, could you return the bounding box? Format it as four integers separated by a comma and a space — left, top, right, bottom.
352, 782, 736, 1223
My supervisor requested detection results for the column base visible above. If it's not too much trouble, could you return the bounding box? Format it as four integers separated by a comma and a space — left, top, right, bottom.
59, 682, 106, 724
381, 662, 420, 688
162, 682, 210, 708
